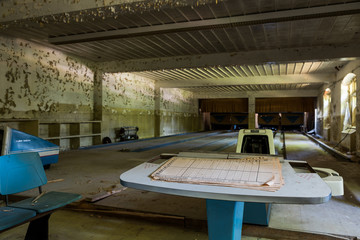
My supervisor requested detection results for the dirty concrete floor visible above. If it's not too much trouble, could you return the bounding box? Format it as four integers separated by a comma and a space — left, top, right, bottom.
1, 210, 207, 240
2, 131, 360, 239
270, 132, 360, 237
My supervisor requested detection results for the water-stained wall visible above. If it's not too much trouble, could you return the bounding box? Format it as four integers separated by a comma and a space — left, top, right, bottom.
357, 67, 360, 157
102, 72, 156, 140
1, 35, 202, 148
0, 35, 95, 121
160, 88, 200, 136
101, 73, 201, 141
315, 61, 360, 156
315, 89, 324, 137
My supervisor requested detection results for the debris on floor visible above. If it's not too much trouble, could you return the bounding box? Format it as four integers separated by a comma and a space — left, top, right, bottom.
85, 187, 127, 203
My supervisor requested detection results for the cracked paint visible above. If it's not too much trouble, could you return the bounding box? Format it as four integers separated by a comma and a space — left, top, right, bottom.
0, 34, 201, 142
0, 35, 95, 120
0, 0, 221, 30
102, 72, 200, 139
103, 72, 155, 110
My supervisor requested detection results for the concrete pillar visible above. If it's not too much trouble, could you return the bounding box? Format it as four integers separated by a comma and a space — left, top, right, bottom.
354, 67, 360, 157
315, 90, 323, 136
154, 83, 161, 137
248, 95, 256, 129
330, 80, 342, 143
93, 69, 103, 121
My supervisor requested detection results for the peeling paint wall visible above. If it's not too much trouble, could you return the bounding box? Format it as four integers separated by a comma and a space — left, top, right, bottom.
334, 62, 359, 153
315, 89, 323, 137
329, 79, 342, 144
0, 35, 95, 121
356, 67, 360, 157
160, 88, 200, 136
315, 83, 334, 141
0, 34, 202, 148
315, 61, 360, 156
102, 72, 156, 140
101, 73, 201, 141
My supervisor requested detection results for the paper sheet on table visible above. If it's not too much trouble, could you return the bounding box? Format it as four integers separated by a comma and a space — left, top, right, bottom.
150, 156, 284, 192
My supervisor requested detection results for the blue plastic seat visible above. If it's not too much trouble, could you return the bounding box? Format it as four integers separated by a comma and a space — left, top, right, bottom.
0, 152, 47, 195
10, 191, 82, 213
0, 207, 36, 231
0, 152, 81, 213
0, 152, 81, 238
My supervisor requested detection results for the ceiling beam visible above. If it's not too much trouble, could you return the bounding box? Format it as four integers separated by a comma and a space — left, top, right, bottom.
155, 74, 333, 88
193, 90, 319, 99
100, 45, 359, 72
48, 2, 360, 45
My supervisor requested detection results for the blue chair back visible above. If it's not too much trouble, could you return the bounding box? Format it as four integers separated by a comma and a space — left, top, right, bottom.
0, 152, 47, 195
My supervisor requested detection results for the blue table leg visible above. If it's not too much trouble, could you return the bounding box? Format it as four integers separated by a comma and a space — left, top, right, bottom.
243, 202, 272, 226
206, 199, 244, 240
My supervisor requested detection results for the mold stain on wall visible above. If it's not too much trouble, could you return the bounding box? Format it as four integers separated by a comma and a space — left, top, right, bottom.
160, 88, 200, 136
0, 34, 201, 143
0, 35, 95, 120
101, 73, 200, 139
103, 72, 155, 110
101, 72, 156, 139
161, 88, 197, 113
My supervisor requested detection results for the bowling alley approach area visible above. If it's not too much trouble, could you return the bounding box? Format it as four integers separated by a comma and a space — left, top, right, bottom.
1, 131, 359, 240
1, 1, 360, 239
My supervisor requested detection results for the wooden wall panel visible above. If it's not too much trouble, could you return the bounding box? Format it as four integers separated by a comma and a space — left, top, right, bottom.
256, 97, 316, 113
200, 98, 248, 113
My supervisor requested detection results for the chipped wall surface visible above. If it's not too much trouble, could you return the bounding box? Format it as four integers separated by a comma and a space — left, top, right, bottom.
355, 67, 360, 157
328, 73, 342, 144
102, 72, 156, 140
160, 88, 200, 136
336, 63, 359, 152
160, 88, 197, 113
315, 90, 323, 137
0, 35, 95, 121
314, 61, 360, 156
103, 72, 155, 110
101, 74, 201, 140
0, 34, 202, 147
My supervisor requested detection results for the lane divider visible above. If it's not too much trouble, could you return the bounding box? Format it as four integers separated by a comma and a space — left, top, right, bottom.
213, 139, 238, 152
132, 132, 223, 152
81, 132, 207, 150
189, 137, 230, 151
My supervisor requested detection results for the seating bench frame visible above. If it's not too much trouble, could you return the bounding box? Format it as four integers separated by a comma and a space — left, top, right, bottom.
0, 152, 81, 240
0, 208, 55, 240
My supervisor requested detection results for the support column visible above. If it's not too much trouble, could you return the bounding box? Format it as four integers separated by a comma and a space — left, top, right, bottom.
93, 69, 103, 121
331, 80, 342, 143
93, 69, 104, 144
248, 95, 256, 129
354, 67, 360, 157
154, 83, 161, 137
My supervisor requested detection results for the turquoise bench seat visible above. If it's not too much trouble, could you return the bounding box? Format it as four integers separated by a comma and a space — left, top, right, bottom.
0, 207, 36, 231
0, 152, 81, 239
10, 191, 82, 213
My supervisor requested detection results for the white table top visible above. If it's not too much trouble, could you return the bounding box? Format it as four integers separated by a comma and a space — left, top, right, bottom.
120, 156, 331, 204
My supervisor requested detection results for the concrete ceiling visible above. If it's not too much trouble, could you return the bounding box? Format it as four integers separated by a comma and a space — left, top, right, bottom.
1, 0, 360, 97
